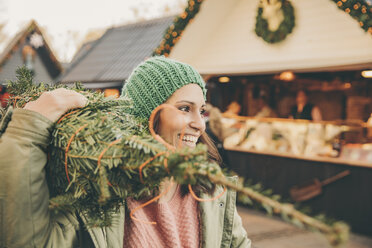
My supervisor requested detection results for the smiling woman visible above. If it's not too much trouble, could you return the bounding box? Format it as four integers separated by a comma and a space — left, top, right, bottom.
0, 56, 251, 247
121, 56, 250, 247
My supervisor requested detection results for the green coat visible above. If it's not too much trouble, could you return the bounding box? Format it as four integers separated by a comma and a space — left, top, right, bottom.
0, 109, 251, 248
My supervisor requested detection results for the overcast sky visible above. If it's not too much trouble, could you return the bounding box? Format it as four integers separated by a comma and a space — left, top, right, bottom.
0, 0, 186, 62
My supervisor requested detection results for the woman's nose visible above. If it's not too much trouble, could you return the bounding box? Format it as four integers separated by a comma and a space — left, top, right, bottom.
189, 112, 206, 132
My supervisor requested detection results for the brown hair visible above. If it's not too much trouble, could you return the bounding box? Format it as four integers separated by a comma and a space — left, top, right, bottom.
153, 110, 221, 196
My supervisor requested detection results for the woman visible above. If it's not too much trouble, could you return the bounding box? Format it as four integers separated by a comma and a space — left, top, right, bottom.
0, 57, 251, 247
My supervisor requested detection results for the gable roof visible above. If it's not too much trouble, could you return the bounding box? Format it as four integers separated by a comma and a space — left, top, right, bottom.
59, 16, 175, 88
168, 0, 372, 75
69, 40, 97, 65
0, 20, 62, 78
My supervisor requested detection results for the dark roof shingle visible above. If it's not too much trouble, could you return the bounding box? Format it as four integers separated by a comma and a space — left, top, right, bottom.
59, 16, 174, 85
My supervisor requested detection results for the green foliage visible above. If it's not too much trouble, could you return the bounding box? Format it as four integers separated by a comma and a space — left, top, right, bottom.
6, 67, 35, 95
47, 94, 222, 225
6, 67, 87, 109
331, 0, 372, 33
237, 178, 282, 211
3, 68, 350, 247
255, 0, 295, 44
237, 177, 350, 247
153, 0, 204, 56
152, 0, 372, 55
5, 67, 223, 227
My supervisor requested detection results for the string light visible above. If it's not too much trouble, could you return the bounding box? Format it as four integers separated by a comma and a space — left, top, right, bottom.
153, 0, 204, 56
279, 71, 295, 81
344, 82, 351, 89
218, 76, 230, 83
361, 70, 372, 78
332, 0, 372, 34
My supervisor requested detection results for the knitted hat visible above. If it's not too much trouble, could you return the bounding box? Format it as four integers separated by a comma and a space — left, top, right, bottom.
122, 56, 207, 119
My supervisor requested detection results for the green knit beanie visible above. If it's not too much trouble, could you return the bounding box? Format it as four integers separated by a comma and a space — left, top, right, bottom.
121, 56, 207, 119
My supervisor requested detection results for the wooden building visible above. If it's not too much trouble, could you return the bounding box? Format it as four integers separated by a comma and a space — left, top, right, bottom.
152, 0, 372, 236
0, 20, 62, 85
155, 0, 372, 122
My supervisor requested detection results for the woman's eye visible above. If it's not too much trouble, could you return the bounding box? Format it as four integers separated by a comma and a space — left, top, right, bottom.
178, 106, 190, 112
200, 109, 206, 116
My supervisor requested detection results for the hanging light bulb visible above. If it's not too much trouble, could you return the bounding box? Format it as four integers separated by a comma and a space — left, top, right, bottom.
361, 70, 372, 78
218, 76, 230, 83
279, 71, 295, 81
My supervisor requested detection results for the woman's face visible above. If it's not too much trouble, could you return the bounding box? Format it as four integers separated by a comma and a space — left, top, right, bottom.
158, 84, 206, 148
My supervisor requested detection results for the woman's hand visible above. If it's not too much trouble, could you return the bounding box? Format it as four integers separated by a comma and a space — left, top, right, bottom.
24, 88, 87, 122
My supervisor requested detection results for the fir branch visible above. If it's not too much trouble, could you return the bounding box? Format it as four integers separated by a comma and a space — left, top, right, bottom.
205, 174, 349, 247
3, 67, 349, 247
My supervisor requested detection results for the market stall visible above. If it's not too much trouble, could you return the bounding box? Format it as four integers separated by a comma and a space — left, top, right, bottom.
157, 0, 372, 236
163, 0, 372, 120
222, 116, 372, 235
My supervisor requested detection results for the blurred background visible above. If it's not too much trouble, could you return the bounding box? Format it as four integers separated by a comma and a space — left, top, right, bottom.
1, 0, 372, 246
0, 0, 187, 62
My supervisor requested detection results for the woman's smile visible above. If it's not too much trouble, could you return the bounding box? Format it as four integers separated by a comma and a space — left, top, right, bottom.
177, 133, 199, 148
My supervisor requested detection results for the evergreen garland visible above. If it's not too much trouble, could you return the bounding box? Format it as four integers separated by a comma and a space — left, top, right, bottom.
237, 178, 349, 246
151, 0, 371, 56
1, 68, 350, 247
332, 0, 372, 33
255, 0, 295, 44
152, 0, 371, 54
153, 0, 204, 56
4, 68, 222, 227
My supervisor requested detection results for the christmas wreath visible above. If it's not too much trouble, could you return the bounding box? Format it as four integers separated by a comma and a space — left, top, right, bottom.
255, 0, 295, 43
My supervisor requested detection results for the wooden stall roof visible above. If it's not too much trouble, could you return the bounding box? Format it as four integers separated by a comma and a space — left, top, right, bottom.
169, 0, 372, 75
